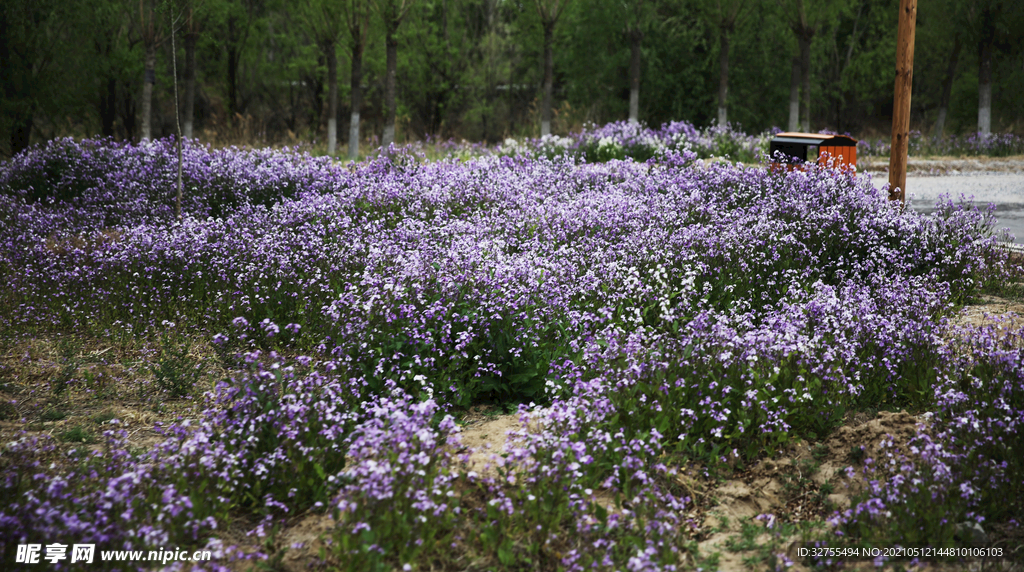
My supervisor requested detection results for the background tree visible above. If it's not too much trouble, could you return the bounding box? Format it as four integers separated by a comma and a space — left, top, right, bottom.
534, 0, 572, 136
376, 0, 417, 147
973, 2, 996, 135
965, 0, 1024, 135
5, 0, 1024, 157
300, 0, 345, 154
180, 0, 203, 139
93, 1, 130, 138
139, 0, 165, 141
785, 0, 815, 132
777, 0, 852, 132
622, 0, 658, 124
209, 0, 265, 124
787, 55, 800, 130
700, 0, 782, 129
816, 0, 895, 134
342, 0, 372, 158
905, 0, 960, 137
697, 0, 748, 126
931, 32, 960, 137
456, 0, 521, 141
404, 0, 516, 140
0, 0, 90, 155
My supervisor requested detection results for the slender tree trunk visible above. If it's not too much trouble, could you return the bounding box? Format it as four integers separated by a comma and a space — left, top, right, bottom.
843, 2, 862, 71
183, 12, 197, 139
326, 39, 338, 155
507, 43, 515, 134
933, 35, 960, 137
139, 0, 157, 142
10, 114, 33, 156
717, 28, 730, 126
540, 21, 554, 136
799, 33, 812, 132
227, 18, 240, 121
310, 55, 325, 129
122, 80, 138, 141
0, 15, 11, 156
628, 28, 642, 125
382, 19, 398, 148
978, 38, 992, 136
141, 42, 156, 141
171, 11, 183, 222
96, 35, 117, 137
100, 77, 117, 137
349, 38, 363, 159
788, 57, 800, 131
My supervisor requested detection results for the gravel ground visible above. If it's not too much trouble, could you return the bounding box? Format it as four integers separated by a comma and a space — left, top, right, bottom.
861, 156, 1024, 242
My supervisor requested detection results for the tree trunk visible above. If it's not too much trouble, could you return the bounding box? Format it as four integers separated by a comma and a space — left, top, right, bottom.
349, 37, 363, 160
10, 114, 33, 156
628, 28, 642, 125
933, 34, 960, 137
799, 33, 812, 132
95, 34, 117, 138
141, 43, 156, 141
0, 12, 11, 156
100, 77, 117, 137
717, 28, 730, 126
121, 80, 137, 141
788, 57, 800, 131
227, 18, 240, 121
541, 21, 554, 136
140, 0, 157, 142
978, 37, 992, 135
507, 43, 515, 134
326, 39, 338, 155
183, 12, 197, 139
382, 18, 398, 148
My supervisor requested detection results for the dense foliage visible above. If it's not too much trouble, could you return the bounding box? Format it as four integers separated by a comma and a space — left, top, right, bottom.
1, 129, 1022, 569
2, 0, 1023, 156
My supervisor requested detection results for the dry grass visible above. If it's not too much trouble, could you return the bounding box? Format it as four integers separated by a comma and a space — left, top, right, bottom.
43, 228, 124, 255
0, 334, 210, 460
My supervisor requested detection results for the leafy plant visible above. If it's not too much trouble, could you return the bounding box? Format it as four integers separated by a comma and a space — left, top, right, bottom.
41, 408, 67, 421
0, 401, 17, 421
90, 409, 117, 424
50, 337, 81, 397
149, 327, 205, 398
57, 426, 95, 444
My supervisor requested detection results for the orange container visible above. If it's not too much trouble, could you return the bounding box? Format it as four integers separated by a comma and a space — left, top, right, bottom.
769, 132, 857, 172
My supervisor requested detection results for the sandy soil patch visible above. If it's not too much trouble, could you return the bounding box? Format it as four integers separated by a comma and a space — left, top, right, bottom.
951, 294, 1024, 331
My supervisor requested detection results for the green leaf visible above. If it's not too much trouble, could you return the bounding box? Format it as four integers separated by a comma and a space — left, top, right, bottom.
497, 541, 514, 566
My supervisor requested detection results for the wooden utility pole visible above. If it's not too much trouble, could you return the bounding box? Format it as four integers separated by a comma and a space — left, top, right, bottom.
888, 0, 917, 206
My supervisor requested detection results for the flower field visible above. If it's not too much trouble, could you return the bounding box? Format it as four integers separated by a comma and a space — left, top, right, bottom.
2, 126, 1023, 571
